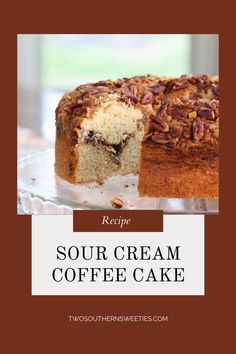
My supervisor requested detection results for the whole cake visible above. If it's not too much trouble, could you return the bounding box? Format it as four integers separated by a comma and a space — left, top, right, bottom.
55, 74, 219, 197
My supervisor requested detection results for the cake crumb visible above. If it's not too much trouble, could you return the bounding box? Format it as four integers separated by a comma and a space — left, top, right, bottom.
96, 177, 104, 185
124, 184, 129, 188
111, 198, 124, 209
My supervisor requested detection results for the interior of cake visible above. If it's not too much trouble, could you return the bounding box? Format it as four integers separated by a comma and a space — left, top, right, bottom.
75, 101, 143, 183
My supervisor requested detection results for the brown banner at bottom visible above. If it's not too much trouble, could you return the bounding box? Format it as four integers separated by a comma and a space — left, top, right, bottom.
73, 210, 163, 232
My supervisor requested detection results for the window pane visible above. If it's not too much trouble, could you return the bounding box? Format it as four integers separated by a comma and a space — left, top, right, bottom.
42, 34, 191, 90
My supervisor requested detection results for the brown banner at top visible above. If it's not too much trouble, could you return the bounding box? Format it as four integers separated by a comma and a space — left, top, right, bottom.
73, 210, 163, 232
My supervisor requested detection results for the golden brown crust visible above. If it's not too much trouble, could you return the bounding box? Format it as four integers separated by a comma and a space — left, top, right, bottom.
55, 132, 78, 183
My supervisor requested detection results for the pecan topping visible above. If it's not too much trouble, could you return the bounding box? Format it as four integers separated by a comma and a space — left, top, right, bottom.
144, 97, 219, 148
209, 123, 219, 139
212, 86, 219, 97
57, 75, 219, 152
188, 111, 197, 119
73, 106, 87, 116
150, 114, 169, 133
129, 84, 138, 97
143, 131, 154, 141
141, 91, 153, 104
182, 124, 192, 139
154, 97, 162, 105
197, 109, 215, 120
151, 132, 177, 147
164, 82, 175, 94
171, 107, 187, 120
169, 124, 182, 138
174, 79, 190, 91
193, 119, 204, 141
156, 102, 168, 117
165, 138, 178, 148
93, 81, 110, 87
121, 89, 138, 104
213, 128, 219, 139
114, 78, 125, 87
65, 102, 81, 114
149, 84, 163, 94
82, 88, 100, 97
151, 132, 170, 145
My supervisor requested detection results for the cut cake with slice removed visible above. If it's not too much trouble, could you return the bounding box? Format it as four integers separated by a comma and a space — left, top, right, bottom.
55, 75, 219, 191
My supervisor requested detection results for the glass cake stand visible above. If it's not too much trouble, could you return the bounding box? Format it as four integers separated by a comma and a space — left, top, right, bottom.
17, 149, 219, 214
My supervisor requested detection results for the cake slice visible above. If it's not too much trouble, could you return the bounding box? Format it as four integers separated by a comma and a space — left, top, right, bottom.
138, 98, 219, 198
55, 84, 144, 183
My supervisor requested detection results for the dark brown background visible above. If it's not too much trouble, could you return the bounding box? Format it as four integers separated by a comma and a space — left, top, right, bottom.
2, 1, 235, 352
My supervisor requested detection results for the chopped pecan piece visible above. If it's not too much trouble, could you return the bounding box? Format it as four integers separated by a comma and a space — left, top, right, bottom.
188, 111, 197, 119
73, 106, 87, 116
121, 89, 138, 104
114, 78, 125, 87
151, 132, 169, 144
65, 102, 81, 114
171, 107, 187, 120
150, 114, 169, 133
82, 88, 100, 97
93, 81, 110, 87
164, 82, 175, 94
111, 198, 124, 209
149, 84, 163, 94
193, 119, 204, 141
141, 91, 153, 104
197, 108, 215, 120
156, 102, 168, 117
129, 84, 138, 97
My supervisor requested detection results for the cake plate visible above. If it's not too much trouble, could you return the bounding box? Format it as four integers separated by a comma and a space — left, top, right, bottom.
17, 149, 219, 214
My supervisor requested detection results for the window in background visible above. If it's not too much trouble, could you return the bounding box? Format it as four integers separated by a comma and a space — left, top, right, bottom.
42, 34, 191, 89
41, 34, 191, 141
